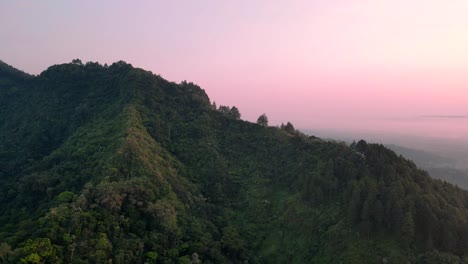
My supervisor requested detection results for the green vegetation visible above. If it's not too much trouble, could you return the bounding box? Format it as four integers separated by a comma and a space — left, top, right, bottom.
1, 60, 468, 263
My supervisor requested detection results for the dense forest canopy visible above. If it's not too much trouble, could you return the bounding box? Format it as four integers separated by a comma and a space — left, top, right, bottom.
1, 60, 468, 263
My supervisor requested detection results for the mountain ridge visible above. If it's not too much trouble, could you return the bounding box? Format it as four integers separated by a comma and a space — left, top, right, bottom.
1, 60, 468, 263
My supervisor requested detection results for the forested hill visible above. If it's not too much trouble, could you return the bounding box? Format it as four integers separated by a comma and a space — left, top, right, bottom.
1, 60, 468, 263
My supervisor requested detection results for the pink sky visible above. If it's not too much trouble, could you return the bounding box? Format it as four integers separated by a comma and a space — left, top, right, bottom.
1, 0, 468, 138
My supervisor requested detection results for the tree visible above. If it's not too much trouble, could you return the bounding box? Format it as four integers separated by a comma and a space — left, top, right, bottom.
281, 122, 295, 134
348, 182, 362, 225
257, 114, 268, 126
355, 140, 368, 153
71, 59, 83, 65
218, 105, 230, 115
21, 238, 60, 264
191, 253, 201, 264
227, 106, 241, 120
400, 212, 415, 246
0, 243, 12, 263
146, 251, 158, 264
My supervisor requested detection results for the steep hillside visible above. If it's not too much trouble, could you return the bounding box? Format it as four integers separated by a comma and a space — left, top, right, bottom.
1, 60, 468, 263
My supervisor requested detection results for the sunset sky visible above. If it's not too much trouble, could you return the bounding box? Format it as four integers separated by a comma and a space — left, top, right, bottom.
1, 0, 467, 138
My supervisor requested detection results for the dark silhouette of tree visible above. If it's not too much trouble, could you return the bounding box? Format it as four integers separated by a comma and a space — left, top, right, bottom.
71, 59, 83, 65
281, 122, 295, 134
218, 105, 230, 115
211, 101, 217, 110
228, 106, 241, 120
257, 114, 268, 126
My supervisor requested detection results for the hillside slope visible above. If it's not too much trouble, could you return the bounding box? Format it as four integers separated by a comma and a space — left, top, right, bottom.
387, 144, 468, 190
1, 60, 468, 263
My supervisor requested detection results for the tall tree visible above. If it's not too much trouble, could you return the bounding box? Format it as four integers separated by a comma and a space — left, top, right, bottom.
401, 212, 415, 246
256, 114, 268, 126
228, 106, 241, 120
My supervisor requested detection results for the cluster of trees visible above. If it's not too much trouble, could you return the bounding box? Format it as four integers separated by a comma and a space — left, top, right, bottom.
212, 102, 241, 120
2, 60, 468, 263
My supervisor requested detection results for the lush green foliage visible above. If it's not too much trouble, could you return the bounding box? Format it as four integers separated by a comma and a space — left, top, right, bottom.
1, 60, 468, 263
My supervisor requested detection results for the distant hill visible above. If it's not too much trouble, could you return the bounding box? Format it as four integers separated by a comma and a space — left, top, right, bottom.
385, 144, 453, 168
1, 60, 468, 263
387, 144, 468, 190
